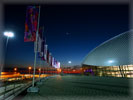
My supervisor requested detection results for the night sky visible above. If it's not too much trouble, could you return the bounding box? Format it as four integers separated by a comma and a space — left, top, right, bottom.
4, 4, 129, 68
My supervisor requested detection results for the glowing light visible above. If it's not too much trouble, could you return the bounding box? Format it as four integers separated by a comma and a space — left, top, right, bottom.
68, 61, 72, 64
57, 68, 61, 73
4, 31, 14, 37
73, 70, 75, 72
39, 68, 41, 71
108, 60, 114, 63
14, 68, 17, 71
28, 67, 32, 70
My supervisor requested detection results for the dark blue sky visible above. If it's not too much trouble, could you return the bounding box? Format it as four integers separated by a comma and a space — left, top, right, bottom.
4, 4, 129, 68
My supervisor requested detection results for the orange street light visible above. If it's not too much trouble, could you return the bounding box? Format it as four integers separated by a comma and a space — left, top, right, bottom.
38, 68, 41, 79
14, 67, 17, 79
14, 67, 17, 71
39, 68, 41, 72
29, 67, 32, 70
57, 68, 61, 73
28, 67, 32, 78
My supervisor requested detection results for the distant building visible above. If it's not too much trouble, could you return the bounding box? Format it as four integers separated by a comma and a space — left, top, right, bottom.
82, 30, 133, 78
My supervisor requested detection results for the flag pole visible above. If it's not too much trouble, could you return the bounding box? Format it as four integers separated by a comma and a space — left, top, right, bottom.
32, 5, 41, 87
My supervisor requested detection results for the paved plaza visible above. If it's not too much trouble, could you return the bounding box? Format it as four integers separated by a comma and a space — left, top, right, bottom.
15, 75, 133, 100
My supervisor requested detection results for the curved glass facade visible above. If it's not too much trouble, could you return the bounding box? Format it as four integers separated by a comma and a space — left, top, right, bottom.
82, 31, 133, 78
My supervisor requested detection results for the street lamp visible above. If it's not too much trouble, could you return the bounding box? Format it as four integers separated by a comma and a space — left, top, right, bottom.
28, 67, 32, 78
108, 60, 114, 64
39, 68, 41, 72
68, 61, 72, 74
4, 31, 14, 37
14, 67, 17, 72
14, 67, 17, 80
4, 31, 14, 47
68, 61, 72, 64
39, 68, 41, 80
2, 31, 14, 77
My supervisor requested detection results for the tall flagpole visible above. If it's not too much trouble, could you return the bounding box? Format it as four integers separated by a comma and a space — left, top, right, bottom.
32, 5, 41, 87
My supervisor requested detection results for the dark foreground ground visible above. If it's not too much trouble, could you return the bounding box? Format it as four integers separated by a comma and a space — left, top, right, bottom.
14, 75, 133, 100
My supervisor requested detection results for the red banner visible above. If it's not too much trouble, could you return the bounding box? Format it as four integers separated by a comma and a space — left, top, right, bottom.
24, 6, 39, 42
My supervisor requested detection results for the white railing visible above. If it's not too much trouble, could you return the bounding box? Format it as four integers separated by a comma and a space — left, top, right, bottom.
0, 77, 40, 100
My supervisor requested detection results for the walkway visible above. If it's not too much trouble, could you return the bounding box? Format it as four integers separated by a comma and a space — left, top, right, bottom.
17, 75, 133, 100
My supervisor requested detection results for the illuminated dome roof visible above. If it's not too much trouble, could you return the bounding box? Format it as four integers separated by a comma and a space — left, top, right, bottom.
82, 30, 133, 66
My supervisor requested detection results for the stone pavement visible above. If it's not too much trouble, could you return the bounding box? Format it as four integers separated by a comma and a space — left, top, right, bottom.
19, 75, 133, 100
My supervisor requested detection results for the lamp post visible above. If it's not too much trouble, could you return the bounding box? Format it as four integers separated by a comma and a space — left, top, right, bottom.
14, 67, 17, 72
28, 67, 32, 78
14, 67, 17, 80
4, 31, 14, 47
39, 68, 41, 81
0, 32, 14, 78
68, 61, 72, 74
14, 67, 17, 75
